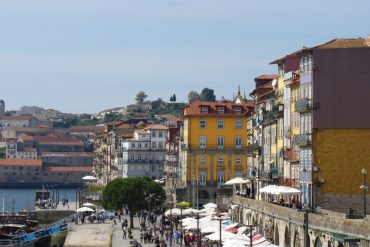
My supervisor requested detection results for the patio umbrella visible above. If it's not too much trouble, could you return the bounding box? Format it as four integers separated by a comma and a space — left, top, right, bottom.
76, 207, 94, 212
178, 201, 191, 207
83, 202, 95, 207
82, 175, 98, 180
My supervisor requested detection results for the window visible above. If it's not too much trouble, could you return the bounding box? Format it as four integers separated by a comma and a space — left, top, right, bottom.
217, 136, 224, 148
217, 120, 224, 129
152, 142, 157, 149
217, 156, 224, 164
144, 154, 148, 160
217, 170, 225, 184
235, 120, 242, 129
199, 120, 207, 129
152, 131, 157, 137
145, 143, 149, 148
158, 141, 163, 149
217, 107, 225, 114
235, 156, 242, 164
130, 154, 135, 160
158, 131, 163, 138
200, 156, 206, 164
138, 154, 142, 160
131, 143, 135, 148
199, 136, 207, 149
235, 136, 242, 148
199, 171, 207, 184
201, 107, 208, 113
234, 170, 242, 178
138, 143, 142, 148
233, 107, 241, 114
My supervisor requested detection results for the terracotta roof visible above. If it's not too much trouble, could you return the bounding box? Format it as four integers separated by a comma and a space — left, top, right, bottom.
18, 147, 37, 152
1, 115, 35, 121
34, 136, 83, 145
0, 159, 42, 166
144, 124, 169, 130
184, 101, 252, 116
20, 134, 34, 142
254, 74, 279, 80
317, 38, 369, 49
41, 152, 92, 157
47, 166, 92, 172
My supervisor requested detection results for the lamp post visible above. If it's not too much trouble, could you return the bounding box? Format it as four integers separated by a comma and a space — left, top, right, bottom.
212, 214, 224, 247
245, 225, 254, 247
196, 213, 201, 247
362, 168, 367, 218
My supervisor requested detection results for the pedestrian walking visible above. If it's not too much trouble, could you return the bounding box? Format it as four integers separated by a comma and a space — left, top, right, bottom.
122, 226, 127, 239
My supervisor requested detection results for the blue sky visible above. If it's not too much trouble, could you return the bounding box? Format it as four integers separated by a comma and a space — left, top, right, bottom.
1, 0, 369, 113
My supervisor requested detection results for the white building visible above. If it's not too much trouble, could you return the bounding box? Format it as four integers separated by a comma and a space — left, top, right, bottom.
121, 124, 168, 179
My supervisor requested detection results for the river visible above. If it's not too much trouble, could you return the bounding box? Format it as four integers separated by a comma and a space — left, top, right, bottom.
0, 188, 78, 212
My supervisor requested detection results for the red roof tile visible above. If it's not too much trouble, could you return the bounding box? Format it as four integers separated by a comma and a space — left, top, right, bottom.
41, 152, 91, 157
144, 124, 169, 130
2, 115, 35, 121
254, 74, 279, 80
0, 159, 42, 166
184, 101, 252, 116
47, 166, 92, 172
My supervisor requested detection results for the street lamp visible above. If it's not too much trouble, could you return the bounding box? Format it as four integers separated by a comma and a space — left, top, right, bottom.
361, 168, 368, 218
212, 214, 225, 247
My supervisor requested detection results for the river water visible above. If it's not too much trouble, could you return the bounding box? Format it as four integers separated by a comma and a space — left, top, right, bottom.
0, 188, 78, 212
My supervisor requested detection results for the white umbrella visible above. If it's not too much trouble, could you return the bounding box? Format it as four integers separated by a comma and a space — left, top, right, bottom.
77, 207, 94, 212
203, 203, 217, 209
82, 175, 98, 180
83, 202, 95, 207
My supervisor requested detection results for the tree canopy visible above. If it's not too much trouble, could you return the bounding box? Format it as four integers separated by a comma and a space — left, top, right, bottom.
102, 176, 166, 228
135, 91, 148, 104
188, 91, 201, 103
200, 88, 216, 102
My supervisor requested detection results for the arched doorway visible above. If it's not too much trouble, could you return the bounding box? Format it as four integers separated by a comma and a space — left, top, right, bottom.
274, 224, 279, 245
314, 237, 322, 247
284, 226, 290, 247
293, 231, 301, 247
198, 190, 210, 199
337, 243, 344, 247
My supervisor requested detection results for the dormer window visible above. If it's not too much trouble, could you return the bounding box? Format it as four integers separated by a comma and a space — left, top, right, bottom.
217, 107, 225, 114
201, 107, 208, 113
233, 107, 241, 114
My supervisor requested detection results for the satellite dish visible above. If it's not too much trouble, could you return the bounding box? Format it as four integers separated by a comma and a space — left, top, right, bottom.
272, 79, 277, 88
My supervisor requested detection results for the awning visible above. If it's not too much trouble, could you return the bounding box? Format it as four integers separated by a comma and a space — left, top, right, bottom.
225, 177, 251, 185
259, 185, 301, 195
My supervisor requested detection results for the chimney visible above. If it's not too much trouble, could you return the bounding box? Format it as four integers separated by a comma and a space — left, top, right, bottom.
365, 35, 370, 47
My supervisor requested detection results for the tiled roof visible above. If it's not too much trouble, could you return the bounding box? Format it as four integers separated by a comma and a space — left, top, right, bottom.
41, 152, 92, 157
255, 74, 279, 80
1, 115, 35, 121
144, 124, 169, 130
34, 136, 83, 145
47, 166, 92, 172
184, 101, 252, 116
20, 134, 34, 141
18, 147, 37, 152
0, 159, 42, 166
317, 38, 369, 49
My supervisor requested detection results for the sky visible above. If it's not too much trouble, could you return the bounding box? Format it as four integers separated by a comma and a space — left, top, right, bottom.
0, 0, 369, 114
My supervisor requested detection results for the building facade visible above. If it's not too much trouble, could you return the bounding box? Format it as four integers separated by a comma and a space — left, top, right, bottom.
179, 100, 252, 206
121, 125, 168, 179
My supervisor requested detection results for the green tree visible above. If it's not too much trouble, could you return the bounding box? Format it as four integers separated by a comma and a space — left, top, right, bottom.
102, 177, 166, 228
172, 94, 176, 102
200, 88, 216, 102
188, 91, 201, 103
135, 91, 148, 104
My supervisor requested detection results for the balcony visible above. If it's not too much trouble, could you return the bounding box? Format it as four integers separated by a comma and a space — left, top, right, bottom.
295, 99, 311, 113
123, 159, 164, 164
293, 133, 312, 147
271, 104, 284, 117
262, 112, 276, 125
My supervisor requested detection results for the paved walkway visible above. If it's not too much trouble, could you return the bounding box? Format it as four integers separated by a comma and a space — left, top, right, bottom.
64, 214, 172, 247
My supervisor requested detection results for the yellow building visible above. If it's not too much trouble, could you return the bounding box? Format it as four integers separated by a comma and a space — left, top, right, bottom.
179, 100, 253, 205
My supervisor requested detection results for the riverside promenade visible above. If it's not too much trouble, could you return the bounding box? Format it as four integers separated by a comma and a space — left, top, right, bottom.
64, 215, 155, 247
